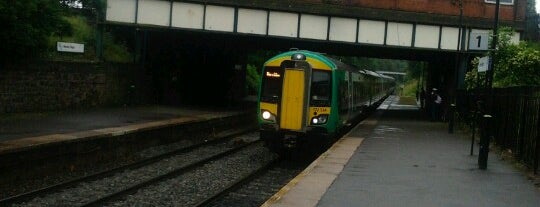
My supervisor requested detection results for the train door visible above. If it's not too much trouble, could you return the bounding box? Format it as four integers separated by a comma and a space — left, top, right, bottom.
279, 60, 311, 132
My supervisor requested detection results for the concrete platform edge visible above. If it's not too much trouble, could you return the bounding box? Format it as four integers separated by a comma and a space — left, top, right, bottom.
260, 117, 378, 207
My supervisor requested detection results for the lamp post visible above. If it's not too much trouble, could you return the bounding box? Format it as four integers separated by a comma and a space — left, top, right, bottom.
478, 0, 500, 170
449, 0, 464, 134
486, 0, 500, 89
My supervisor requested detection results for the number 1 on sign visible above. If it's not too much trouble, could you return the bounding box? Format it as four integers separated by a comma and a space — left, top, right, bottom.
476, 35, 482, 48
469, 32, 488, 51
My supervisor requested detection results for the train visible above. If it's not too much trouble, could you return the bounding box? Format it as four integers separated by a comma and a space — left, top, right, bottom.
257, 49, 395, 154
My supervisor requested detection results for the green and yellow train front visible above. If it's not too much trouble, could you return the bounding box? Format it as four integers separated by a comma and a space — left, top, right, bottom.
257, 51, 340, 149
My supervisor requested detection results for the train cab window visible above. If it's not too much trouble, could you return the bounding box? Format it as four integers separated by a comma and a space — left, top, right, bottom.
260, 67, 283, 103
310, 70, 331, 107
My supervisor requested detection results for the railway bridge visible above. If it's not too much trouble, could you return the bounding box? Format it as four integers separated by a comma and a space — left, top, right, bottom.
103, 0, 526, 105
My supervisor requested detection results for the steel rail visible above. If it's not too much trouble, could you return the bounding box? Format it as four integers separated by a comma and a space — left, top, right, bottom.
81, 139, 262, 207
193, 156, 281, 207
0, 127, 254, 206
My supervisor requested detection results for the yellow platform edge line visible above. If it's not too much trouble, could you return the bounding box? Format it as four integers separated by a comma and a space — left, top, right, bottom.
260, 137, 364, 207
260, 116, 379, 207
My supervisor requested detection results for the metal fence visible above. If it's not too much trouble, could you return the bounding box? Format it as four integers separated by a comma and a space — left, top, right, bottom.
456, 86, 540, 173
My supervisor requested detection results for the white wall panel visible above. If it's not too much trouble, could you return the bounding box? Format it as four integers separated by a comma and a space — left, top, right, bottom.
268, 11, 298, 38
106, 0, 136, 23
237, 9, 267, 35
205, 5, 235, 32
386, 22, 413, 46
440, 27, 460, 50
299, 14, 328, 40
329, 17, 357, 43
137, 0, 170, 26
358, 20, 385, 45
171, 2, 204, 29
414, 25, 439, 49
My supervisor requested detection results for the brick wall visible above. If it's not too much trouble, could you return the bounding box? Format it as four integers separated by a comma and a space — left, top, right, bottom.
309, 0, 525, 21
0, 62, 153, 113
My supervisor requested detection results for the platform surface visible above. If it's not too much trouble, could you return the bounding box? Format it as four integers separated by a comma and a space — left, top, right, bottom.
0, 104, 251, 153
262, 96, 540, 207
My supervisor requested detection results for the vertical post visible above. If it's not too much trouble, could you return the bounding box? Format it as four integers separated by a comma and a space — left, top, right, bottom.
486, 0, 500, 89
95, 1, 104, 61
142, 30, 148, 65
470, 110, 476, 155
486, 0, 500, 119
134, 28, 141, 63
478, 114, 492, 169
535, 105, 540, 174
448, 104, 455, 133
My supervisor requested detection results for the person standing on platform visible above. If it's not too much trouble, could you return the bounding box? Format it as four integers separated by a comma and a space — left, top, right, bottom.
431, 88, 442, 121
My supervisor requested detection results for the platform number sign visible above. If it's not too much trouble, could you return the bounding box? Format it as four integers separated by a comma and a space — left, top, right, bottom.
469, 32, 489, 51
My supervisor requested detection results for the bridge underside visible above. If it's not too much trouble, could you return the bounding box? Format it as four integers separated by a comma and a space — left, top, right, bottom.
130, 27, 463, 106
105, 0, 500, 106
132, 24, 464, 60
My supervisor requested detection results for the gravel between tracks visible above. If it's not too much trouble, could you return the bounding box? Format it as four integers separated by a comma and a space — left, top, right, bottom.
111, 142, 277, 206
12, 133, 274, 207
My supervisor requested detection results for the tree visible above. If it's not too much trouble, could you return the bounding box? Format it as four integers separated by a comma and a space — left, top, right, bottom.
0, 0, 70, 64
465, 27, 540, 89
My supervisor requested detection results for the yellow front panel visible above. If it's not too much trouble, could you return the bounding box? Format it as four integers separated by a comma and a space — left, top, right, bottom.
280, 69, 305, 130
260, 102, 278, 115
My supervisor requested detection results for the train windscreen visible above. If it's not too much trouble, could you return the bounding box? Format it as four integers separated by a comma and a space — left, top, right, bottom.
260, 67, 283, 103
310, 70, 331, 107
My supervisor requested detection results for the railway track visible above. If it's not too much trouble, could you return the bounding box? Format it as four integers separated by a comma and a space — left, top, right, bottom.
2, 132, 278, 207
198, 157, 314, 207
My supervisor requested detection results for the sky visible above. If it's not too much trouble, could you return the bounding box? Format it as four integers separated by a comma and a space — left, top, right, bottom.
537, 1, 540, 13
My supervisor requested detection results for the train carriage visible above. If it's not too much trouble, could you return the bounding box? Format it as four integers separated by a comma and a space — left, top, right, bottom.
257, 49, 394, 154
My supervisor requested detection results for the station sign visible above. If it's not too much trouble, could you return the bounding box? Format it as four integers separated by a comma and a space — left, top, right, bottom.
469, 32, 489, 51
478, 56, 490, 72
57, 42, 84, 53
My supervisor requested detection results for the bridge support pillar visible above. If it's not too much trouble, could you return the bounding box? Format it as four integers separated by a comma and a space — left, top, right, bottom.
456, 54, 469, 90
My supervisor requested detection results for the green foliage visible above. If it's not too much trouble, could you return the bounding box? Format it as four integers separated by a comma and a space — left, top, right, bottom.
494, 42, 540, 87
464, 57, 487, 90
47, 15, 131, 63
404, 61, 424, 83
0, 0, 129, 63
403, 79, 419, 97
103, 36, 132, 63
246, 64, 261, 95
0, 0, 71, 64
46, 15, 94, 61
247, 50, 279, 70
465, 27, 540, 89
244, 50, 280, 95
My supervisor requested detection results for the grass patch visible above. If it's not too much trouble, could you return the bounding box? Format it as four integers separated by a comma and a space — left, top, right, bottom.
398, 96, 417, 105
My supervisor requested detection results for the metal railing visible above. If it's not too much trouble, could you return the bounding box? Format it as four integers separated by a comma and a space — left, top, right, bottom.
456, 86, 540, 173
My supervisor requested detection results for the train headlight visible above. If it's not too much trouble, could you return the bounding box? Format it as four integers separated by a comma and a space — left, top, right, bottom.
261, 110, 276, 122
262, 111, 271, 119
291, 53, 306, 61
311, 115, 328, 125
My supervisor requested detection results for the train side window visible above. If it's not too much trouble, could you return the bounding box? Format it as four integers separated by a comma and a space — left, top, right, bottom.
261, 67, 283, 103
310, 70, 331, 106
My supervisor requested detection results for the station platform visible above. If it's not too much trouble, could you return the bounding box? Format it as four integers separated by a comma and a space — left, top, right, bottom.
262, 96, 540, 207
0, 104, 254, 154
